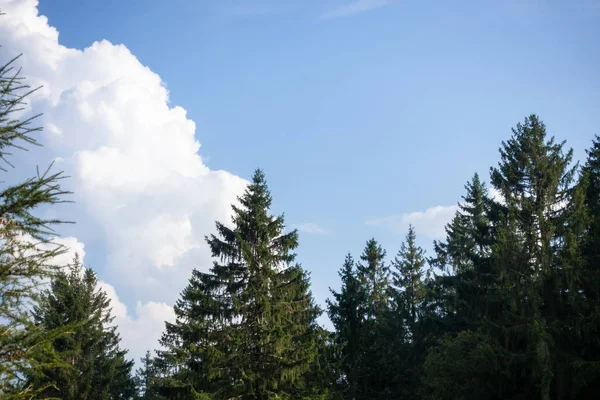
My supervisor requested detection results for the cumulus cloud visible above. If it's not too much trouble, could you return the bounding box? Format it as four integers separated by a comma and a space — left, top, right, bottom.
0, 0, 247, 361
293, 222, 329, 235
49, 236, 86, 267
366, 204, 458, 239
98, 280, 176, 361
320, 0, 392, 19
489, 187, 505, 205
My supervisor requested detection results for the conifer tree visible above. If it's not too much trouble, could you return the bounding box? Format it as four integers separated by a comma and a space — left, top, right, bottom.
355, 239, 391, 400
391, 225, 427, 334
489, 114, 578, 400
0, 50, 71, 398
28, 255, 136, 399
157, 169, 321, 400
571, 136, 600, 396
135, 351, 162, 400
356, 239, 388, 319
388, 226, 429, 400
326, 254, 367, 400
420, 115, 594, 400
431, 174, 494, 332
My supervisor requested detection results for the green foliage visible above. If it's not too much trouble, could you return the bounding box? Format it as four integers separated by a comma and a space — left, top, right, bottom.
27, 255, 136, 399
156, 170, 322, 399
391, 225, 427, 332
324, 115, 600, 400
0, 50, 72, 398
327, 254, 366, 399
134, 351, 163, 400
422, 330, 508, 400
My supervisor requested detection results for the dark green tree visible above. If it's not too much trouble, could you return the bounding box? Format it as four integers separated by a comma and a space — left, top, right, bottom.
422, 329, 508, 400
489, 115, 579, 400
135, 351, 162, 400
157, 169, 322, 400
421, 115, 593, 400
356, 239, 388, 320
326, 254, 366, 400
430, 173, 494, 333
391, 225, 427, 334
28, 255, 136, 399
388, 226, 428, 400
355, 239, 392, 400
0, 51, 71, 398
570, 135, 600, 397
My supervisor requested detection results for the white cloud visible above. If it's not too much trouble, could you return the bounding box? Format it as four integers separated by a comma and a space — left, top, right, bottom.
98, 280, 175, 362
0, 0, 247, 359
489, 187, 505, 205
294, 222, 329, 235
366, 204, 458, 239
320, 0, 392, 19
49, 236, 86, 267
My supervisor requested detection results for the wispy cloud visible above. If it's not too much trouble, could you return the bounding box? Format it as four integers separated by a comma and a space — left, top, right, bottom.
294, 222, 330, 235
366, 204, 458, 239
320, 0, 392, 19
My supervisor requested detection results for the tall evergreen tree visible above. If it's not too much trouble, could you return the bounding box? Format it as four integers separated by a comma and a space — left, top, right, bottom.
355, 239, 391, 400
326, 254, 366, 400
157, 169, 321, 400
488, 114, 578, 399
135, 351, 162, 400
421, 115, 593, 400
430, 173, 494, 332
391, 225, 427, 334
28, 255, 136, 399
0, 51, 71, 398
571, 135, 600, 397
388, 226, 429, 400
356, 239, 388, 320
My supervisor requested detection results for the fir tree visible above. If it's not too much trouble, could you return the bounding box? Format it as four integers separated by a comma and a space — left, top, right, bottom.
570, 136, 600, 396
326, 254, 367, 400
157, 169, 321, 400
388, 226, 428, 400
135, 351, 162, 400
488, 114, 578, 399
356, 239, 388, 320
391, 225, 427, 333
0, 51, 71, 398
431, 174, 494, 332
355, 239, 391, 400
28, 255, 136, 399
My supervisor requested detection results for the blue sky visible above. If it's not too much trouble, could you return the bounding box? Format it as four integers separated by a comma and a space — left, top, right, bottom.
2, 0, 598, 359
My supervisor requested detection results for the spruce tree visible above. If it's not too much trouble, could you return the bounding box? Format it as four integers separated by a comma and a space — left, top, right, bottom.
356, 239, 388, 320
421, 115, 591, 400
488, 114, 578, 399
355, 239, 390, 400
571, 136, 600, 396
431, 174, 494, 332
0, 51, 71, 397
391, 225, 427, 334
388, 226, 428, 400
157, 169, 321, 400
326, 254, 367, 400
135, 351, 162, 400
28, 255, 136, 399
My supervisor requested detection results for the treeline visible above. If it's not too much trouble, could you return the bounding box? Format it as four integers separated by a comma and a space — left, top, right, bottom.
2, 42, 600, 400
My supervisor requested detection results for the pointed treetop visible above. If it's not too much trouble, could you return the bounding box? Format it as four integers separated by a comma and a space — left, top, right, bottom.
252, 168, 267, 185
236, 168, 273, 212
